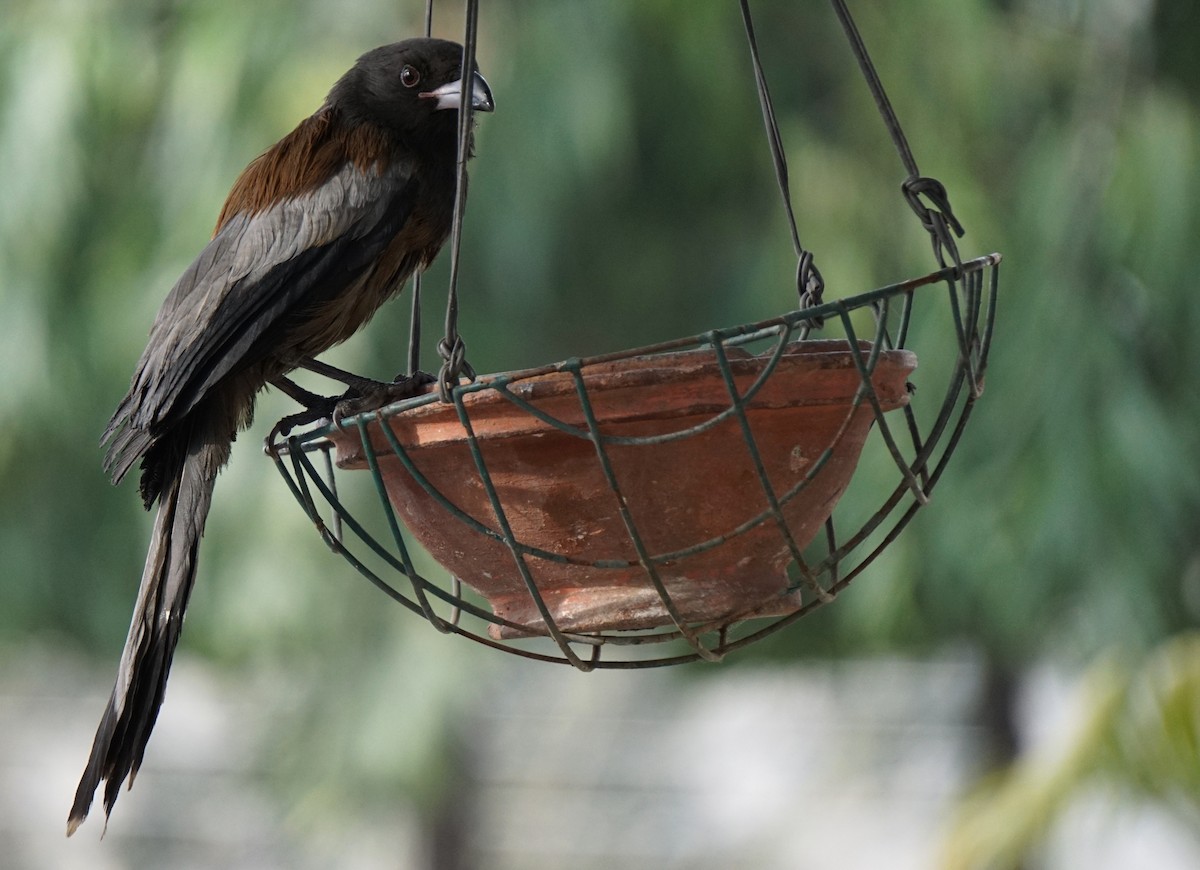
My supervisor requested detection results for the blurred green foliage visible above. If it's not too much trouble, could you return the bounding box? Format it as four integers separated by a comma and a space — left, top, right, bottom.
1, 0, 1198, 848
943, 633, 1200, 869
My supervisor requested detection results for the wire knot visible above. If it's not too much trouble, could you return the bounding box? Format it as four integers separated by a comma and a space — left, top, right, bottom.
437, 334, 475, 402
902, 176, 965, 269
796, 250, 825, 328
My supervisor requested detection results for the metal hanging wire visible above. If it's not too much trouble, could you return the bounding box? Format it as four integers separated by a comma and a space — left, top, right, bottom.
738, 0, 825, 324
436, 0, 481, 400
404, 0, 435, 379
828, 0, 965, 271
268, 0, 1002, 669
404, 0, 481, 396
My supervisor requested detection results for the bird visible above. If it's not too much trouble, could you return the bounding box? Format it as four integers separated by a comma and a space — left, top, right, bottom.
67, 37, 494, 836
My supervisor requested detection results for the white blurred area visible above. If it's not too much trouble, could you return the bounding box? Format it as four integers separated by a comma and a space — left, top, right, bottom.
3, 649, 1198, 869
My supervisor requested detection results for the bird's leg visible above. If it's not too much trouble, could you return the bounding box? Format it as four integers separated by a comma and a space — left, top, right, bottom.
264, 364, 434, 451
264, 375, 342, 449
294, 358, 436, 425
296, 357, 389, 397
329, 373, 437, 426
297, 356, 436, 391
393, 368, 438, 389
272, 373, 340, 410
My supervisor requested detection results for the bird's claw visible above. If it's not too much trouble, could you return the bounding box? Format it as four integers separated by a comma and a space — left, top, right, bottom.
263, 401, 339, 454
330, 372, 435, 427
265, 371, 435, 452
395, 369, 437, 390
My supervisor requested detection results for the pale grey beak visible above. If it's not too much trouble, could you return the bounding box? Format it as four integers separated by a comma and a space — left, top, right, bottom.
420, 71, 495, 112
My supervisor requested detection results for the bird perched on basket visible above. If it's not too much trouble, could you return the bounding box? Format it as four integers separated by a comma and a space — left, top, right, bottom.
68, 38, 493, 835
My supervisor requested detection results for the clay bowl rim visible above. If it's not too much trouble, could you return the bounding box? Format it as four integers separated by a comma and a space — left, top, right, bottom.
331, 338, 918, 450
323, 339, 917, 570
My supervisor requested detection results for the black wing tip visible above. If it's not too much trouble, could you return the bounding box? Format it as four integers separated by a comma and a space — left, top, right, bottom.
101, 418, 157, 496
100, 421, 133, 479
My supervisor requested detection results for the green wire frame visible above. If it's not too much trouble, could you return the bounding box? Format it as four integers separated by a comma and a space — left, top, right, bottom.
268, 251, 1000, 670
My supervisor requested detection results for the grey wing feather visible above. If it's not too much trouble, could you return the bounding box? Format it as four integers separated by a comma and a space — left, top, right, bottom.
103, 160, 417, 484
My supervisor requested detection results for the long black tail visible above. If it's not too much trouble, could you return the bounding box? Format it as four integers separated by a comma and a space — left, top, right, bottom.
68, 439, 220, 835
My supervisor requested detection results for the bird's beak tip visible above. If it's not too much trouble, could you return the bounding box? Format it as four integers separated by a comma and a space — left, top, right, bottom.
421, 72, 495, 113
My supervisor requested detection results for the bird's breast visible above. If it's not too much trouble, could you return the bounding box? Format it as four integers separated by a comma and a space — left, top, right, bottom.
283, 165, 456, 364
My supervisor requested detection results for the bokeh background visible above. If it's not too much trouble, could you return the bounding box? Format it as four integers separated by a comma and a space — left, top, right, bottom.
2, 0, 1198, 867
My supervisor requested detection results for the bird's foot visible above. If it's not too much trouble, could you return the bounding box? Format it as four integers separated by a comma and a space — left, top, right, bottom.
330, 371, 437, 426
264, 375, 344, 452
264, 399, 340, 453
264, 372, 436, 452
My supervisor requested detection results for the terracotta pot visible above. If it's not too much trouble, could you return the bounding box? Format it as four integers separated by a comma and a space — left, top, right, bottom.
329, 340, 916, 638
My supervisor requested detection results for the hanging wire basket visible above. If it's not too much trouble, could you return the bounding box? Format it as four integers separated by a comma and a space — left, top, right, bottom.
269, 252, 998, 668
267, 0, 1002, 669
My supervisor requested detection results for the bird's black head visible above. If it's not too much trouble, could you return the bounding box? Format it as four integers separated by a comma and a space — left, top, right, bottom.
328, 38, 494, 144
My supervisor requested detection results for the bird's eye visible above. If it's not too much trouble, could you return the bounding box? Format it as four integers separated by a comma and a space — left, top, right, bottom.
400, 65, 421, 88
